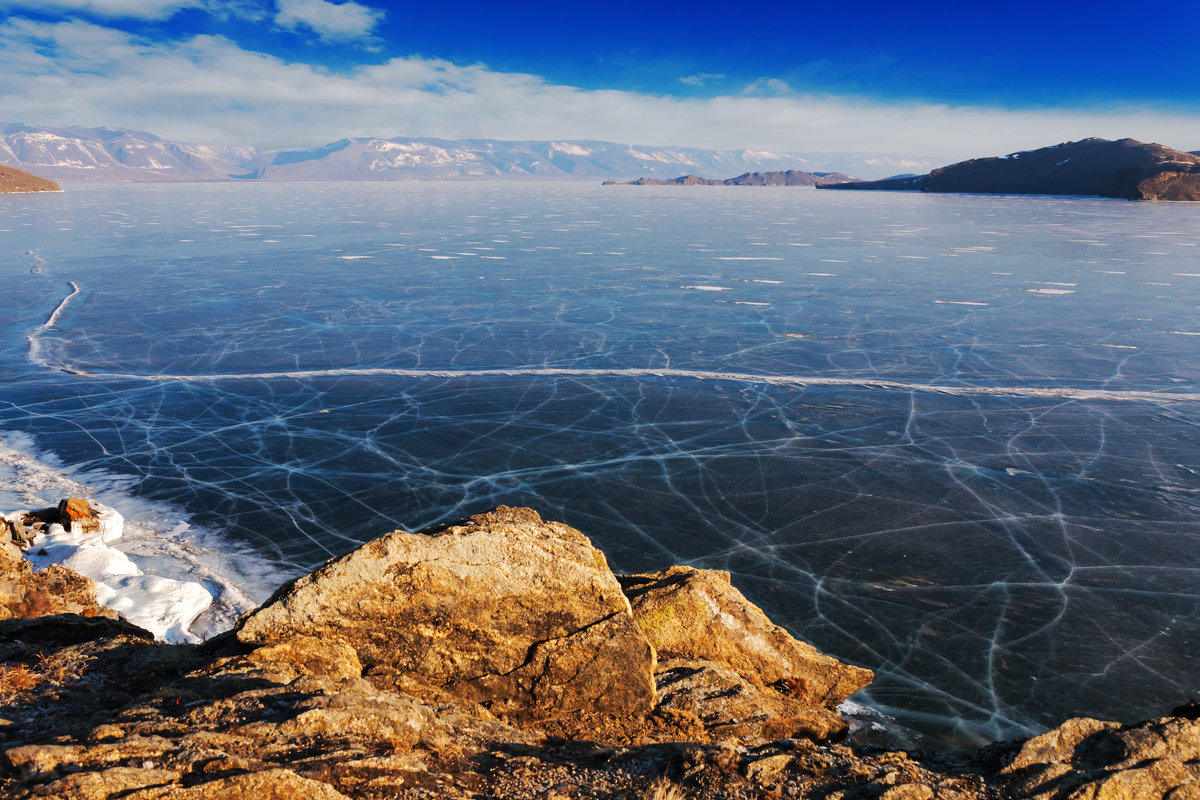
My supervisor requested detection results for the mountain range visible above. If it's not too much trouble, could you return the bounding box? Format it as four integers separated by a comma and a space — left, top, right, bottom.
820, 138, 1200, 200
0, 122, 935, 183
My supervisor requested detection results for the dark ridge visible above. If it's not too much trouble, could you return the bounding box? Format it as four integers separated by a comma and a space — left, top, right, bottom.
819, 137, 1200, 201
603, 169, 857, 186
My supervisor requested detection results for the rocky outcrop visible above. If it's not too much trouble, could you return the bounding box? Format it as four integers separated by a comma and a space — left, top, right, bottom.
603, 169, 856, 186
0, 165, 60, 193
238, 506, 657, 720
3, 502, 1199, 799
819, 137, 1200, 200
621, 566, 872, 707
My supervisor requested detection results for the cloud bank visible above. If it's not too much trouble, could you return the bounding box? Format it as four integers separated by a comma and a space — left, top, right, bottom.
1, 16, 1197, 160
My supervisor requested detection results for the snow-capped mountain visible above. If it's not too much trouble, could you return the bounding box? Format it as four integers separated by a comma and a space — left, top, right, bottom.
0, 123, 936, 182
0, 123, 259, 181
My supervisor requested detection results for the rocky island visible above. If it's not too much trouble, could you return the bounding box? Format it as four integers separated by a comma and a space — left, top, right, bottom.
603, 170, 857, 187
819, 137, 1200, 201
0, 166, 60, 194
3, 501, 1200, 799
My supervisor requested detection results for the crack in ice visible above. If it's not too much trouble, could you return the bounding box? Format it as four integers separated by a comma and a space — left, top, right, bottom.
28, 283, 1200, 405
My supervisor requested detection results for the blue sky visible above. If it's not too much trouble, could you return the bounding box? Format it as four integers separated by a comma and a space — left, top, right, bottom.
1, 0, 1198, 158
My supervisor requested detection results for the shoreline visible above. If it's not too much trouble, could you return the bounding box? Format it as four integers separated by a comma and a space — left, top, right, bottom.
2, 503, 1197, 799
0, 433, 274, 641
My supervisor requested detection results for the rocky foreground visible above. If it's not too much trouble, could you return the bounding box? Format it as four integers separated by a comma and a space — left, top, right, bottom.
0, 165, 61, 194
819, 138, 1200, 201
3, 502, 1200, 799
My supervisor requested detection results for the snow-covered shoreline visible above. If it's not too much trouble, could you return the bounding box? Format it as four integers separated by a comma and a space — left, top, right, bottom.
6, 501, 213, 642
1, 431, 275, 642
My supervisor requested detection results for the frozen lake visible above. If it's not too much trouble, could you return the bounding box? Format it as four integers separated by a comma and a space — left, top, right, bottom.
2, 181, 1199, 747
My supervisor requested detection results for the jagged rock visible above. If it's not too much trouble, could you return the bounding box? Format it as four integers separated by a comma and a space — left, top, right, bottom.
57, 497, 100, 532
32, 766, 182, 800
1002, 713, 1200, 799
210, 635, 363, 683
655, 658, 848, 745
238, 507, 656, 719
1, 524, 21, 561
13, 503, 1200, 800
126, 768, 353, 799
619, 565, 872, 707
0, 534, 116, 621
5, 516, 32, 548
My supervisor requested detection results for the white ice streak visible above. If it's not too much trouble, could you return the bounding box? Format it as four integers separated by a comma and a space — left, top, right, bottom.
28, 282, 1200, 412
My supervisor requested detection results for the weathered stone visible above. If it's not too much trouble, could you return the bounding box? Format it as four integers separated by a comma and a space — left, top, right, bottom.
57, 498, 99, 532
880, 784, 934, 800
33, 766, 181, 800
3, 743, 85, 780
217, 635, 363, 683
619, 565, 871, 707
6, 516, 34, 548
125, 768, 350, 799
1066, 758, 1199, 800
238, 507, 656, 718
745, 753, 794, 782
1112, 717, 1200, 764
0, 533, 116, 621
655, 658, 848, 745
1004, 717, 1124, 773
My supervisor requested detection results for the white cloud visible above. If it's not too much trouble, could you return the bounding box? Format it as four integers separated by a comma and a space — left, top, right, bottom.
1, 16, 1198, 161
743, 77, 791, 95
0, 0, 265, 20
274, 0, 381, 40
679, 72, 724, 87
0, 0, 204, 18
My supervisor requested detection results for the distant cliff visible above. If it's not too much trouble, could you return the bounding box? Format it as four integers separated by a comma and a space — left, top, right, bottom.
0, 165, 60, 194
820, 138, 1200, 200
603, 169, 857, 186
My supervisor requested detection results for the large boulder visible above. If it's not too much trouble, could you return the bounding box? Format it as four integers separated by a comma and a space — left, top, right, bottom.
1002, 713, 1200, 799
618, 566, 872, 708
237, 506, 656, 718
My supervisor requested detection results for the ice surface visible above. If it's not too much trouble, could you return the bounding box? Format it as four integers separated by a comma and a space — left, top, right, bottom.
3, 183, 1200, 748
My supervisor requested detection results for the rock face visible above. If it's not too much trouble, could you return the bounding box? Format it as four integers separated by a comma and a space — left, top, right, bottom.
5, 503, 1198, 799
604, 169, 856, 186
0, 165, 60, 194
620, 566, 872, 707
1002, 713, 1200, 799
820, 137, 1200, 200
238, 506, 658, 718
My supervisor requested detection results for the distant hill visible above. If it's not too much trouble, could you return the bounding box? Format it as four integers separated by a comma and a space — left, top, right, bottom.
603, 169, 857, 186
820, 138, 1200, 201
0, 165, 60, 193
0, 122, 934, 182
